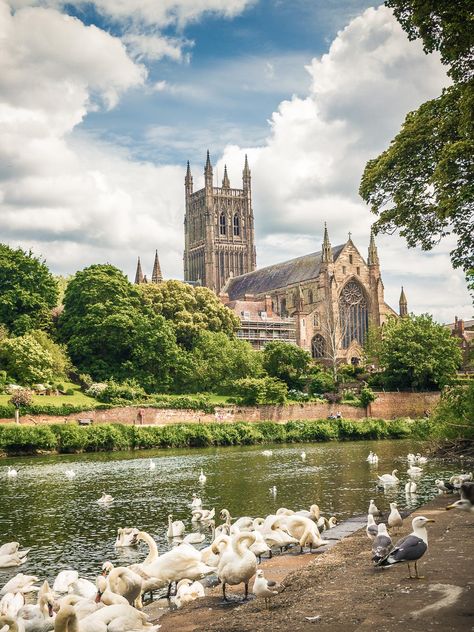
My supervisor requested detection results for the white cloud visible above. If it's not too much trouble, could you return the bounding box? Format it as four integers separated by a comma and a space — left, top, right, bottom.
216, 6, 471, 320
122, 32, 192, 62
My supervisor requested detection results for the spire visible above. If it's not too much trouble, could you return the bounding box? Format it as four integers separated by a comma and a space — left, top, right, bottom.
368, 229, 379, 266
152, 250, 163, 283
222, 164, 230, 188
134, 257, 144, 284
399, 286, 408, 317
321, 222, 333, 264
185, 160, 193, 197
242, 154, 251, 191
204, 150, 213, 189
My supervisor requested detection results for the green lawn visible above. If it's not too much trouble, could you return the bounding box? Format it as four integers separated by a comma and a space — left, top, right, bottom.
0, 382, 96, 408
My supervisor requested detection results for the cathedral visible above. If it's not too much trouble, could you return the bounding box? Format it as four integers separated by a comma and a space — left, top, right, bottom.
136, 152, 406, 362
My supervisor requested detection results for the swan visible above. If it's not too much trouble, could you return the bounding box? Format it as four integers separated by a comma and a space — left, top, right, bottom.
114, 528, 139, 548
7, 467, 18, 479
198, 469, 206, 484
52, 572, 78, 595
191, 508, 215, 522
272, 516, 329, 552
388, 502, 403, 532
368, 499, 380, 518
377, 469, 399, 485
255, 516, 298, 553
65, 469, 75, 479
101, 562, 143, 608
0, 575, 38, 597
219, 509, 253, 532
53, 603, 159, 632
201, 533, 230, 568
56, 595, 103, 621
300, 451, 306, 460
326, 517, 337, 529
415, 453, 427, 464
0, 616, 24, 632
405, 480, 417, 494
181, 532, 206, 545
275, 507, 294, 516
261, 450, 272, 457
214, 533, 257, 600
0, 552, 28, 568
148, 460, 155, 471
16, 581, 55, 631
0, 544, 29, 558
97, 493, 113, 505
407, 466, 423, 476
95, 577, 128, 607
190, 494, 202, 509
269, 486, 277, 495
174, 579, 204, 608
366, 452, 378, 464
0, 593, 24, 618
68, 579, 96, 602
295, 504, 320, 522
407, 453, 416, 463
167, 515, 185, 539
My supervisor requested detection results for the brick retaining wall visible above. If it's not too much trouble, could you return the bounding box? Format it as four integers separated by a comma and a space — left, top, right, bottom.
0, 391, 440, 426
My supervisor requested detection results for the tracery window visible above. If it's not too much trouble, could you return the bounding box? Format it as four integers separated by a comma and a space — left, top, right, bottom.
339, 281, 368, 348
311, 334, 326, 358
219, 212, 226, 235
233, 214, 240, 236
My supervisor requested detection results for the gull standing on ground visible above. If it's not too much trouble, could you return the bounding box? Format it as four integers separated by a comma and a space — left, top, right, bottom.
376, 516, 435, 578
371, 523, 392, 564
388, 502, 403, 532
366, 514, 378, 540
368, 499, 380, 519
253, 569, 281, 609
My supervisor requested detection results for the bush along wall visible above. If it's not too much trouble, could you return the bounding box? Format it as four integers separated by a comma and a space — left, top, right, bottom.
0, 418, 432, 456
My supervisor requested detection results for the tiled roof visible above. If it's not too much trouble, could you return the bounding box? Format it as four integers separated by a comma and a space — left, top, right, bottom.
225, 245, 345, 299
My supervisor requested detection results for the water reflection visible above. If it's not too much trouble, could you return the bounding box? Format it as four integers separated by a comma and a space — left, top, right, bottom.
0, 439, 463, 587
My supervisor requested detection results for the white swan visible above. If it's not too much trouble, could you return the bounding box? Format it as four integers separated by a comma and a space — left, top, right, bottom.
366, 452, 378, 464
295, 504, 320, 522
415, 453, 427, 464
95, 577, 128, 607
174, 579, 204, 608
261, 450, 272, 457
0, 552, 28, 568
114, 528, 139, 548
65, 469, 75, 479
214, 533, 257, 600
219, 509, 253, 532
0, 616, 24, 632
0, 544, 28, 558
148, 459, 156, 471
198, 469, 206, 484
377, 469, 399, 485
269, 486, 277, 495
0, 593, 24, 618
97, 493, 113, 505
7, 467, 18, 479
56, 595, 103, 621
0, 575, 38, 597
272, 515, 329, 552
191, 508, 215, 522
300, 451, 306, 460
407, 466, 423, 476
181, 532, 206, 545
52, 571, 78, 595
16, 580, 55, 631
53, 603, 159, 632
255, 516, 298, 553
68, 579, 97, 602
167, 515, 185, 539
101, 562, 143, 608
190, 494, 202, 509
405, 480, 417, 494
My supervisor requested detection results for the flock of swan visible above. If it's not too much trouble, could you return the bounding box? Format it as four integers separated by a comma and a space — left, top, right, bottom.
365, 451, 473, 579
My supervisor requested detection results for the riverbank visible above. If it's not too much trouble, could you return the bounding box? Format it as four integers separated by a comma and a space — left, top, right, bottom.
152, 495, 473, 631
0, 418, 432, 456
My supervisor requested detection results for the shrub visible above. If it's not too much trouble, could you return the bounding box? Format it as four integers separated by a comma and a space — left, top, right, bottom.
64, 388, 75, 396
0, 334, 55, 385
9, 388, 33, 410
307, 369, 335, 395
95, 379, 147, 404
324, 392, 342, 404
233, 377, 288, 405
359, 387, 377, 408
85, 382, 108, 398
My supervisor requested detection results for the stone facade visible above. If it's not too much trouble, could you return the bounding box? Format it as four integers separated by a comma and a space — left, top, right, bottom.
183, 153, 256, 293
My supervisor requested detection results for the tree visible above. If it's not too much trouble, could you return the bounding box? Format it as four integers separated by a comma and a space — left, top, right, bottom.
430, 381, 474, 441
377, 314, 462, 390
139, 280, 239, 349
317, 300, 351, 382
0, 244, 58, 334
0, 334, 56, 385
9, 388, 33, 424
59, 265, 179, 390
30, 330, 71, 379
360, 2, 473, 287
262, 341, 311, 389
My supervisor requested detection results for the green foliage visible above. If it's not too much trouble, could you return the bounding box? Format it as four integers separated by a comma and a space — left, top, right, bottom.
59, 264, 179, 390
64, 388, 75, 396
29, 330, 71, 378
0, 244, 58, 334
233, 376, 288, 405
376, 314, 462, 390
385, 0, 473, 82
262, 342, 311, 389
0, 424, 58, 453
8, 388, 33, 410
307, 368, 335, 395
429, 382, 474, 440
96, 379, 148, 404
139, 280, 239, 349
0, 334, 56, 385
149, 394, 215, 414
359, 387, 376, 408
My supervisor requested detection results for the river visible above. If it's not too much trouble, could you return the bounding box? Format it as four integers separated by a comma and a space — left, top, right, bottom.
0, 439, 462, 589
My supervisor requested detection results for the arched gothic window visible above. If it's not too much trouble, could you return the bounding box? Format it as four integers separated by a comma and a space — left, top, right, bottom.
233, 214, 240, 236
219, 212, 226, 235
311, 334, 326, 358
308, 289, 313, 304
339, 280, 368, 348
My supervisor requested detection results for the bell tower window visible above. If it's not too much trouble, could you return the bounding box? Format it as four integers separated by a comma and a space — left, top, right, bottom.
219, 212, 226, 235
233, 214, 240, 236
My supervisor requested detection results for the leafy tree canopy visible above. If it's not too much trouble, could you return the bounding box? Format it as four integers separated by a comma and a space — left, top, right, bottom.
0, 333, 56, 385
377, 314, 462, 390
262, 341, 312, 390
0, 244, 58, 334
139, 280, 240, 348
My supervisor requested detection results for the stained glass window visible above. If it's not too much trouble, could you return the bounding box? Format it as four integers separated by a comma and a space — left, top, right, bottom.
311, 334, 326, 358
339, 281, 368, 348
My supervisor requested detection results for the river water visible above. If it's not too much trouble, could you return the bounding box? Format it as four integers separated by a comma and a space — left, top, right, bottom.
0, 439, 463, 589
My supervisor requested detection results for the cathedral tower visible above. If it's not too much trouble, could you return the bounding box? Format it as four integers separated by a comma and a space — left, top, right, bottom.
183, 152, 256, 293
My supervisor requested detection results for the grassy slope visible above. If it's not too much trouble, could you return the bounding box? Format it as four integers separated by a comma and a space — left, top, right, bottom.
0, 382, 96, 408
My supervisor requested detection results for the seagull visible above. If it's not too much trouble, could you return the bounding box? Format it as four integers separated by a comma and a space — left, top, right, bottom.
198, 469, 207, 484
7, 467, 17, 479
368, 499, 380, 519
435, 479, 454, 494
371, 523, 392, 564
97, 493, 114, 504
366, 514, 378, 540
446, 481, 474, 512
405, 481, 417, 494
149, 459, 156, 471
375, 516, 435, 578
253, 569, 281, 609
388, 502, 403, 532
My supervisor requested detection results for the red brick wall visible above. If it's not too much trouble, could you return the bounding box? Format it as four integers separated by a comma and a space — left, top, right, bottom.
368, 391, 440, 419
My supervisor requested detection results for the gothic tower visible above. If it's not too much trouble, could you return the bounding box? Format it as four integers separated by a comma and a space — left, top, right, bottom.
399, 286, 408, 316
183, 152, 256, 293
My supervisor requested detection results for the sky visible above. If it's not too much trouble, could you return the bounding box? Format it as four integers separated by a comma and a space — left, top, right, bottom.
0, 0, 471, 323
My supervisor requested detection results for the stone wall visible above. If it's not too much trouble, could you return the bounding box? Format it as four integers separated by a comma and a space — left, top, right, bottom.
0, 391, 440, 426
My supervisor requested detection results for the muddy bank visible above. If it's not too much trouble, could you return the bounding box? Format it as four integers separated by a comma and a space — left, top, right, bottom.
150, 496, 473, 631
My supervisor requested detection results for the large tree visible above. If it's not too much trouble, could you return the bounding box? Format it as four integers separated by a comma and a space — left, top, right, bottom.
59, 265, 179, 390
139, 280, 240, 349
262, 341, 311, 390
0, 244, 58, 334
377, 314, 461, 390
360, 1, 473, 286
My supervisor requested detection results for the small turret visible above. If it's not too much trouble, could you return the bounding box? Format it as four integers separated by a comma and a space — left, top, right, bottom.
204, 150, 213, 190
321, 223, 333, 264
185, 161, 193, 197
242, 154, 251, 192
399, 286, 408, 317
152, 250, 163, 284
222, 164, 230, 189
134, 257, 144, 284
368, 229, 379, 266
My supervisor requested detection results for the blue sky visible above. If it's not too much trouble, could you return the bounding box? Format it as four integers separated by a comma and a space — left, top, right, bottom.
0, 0, 471, 322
